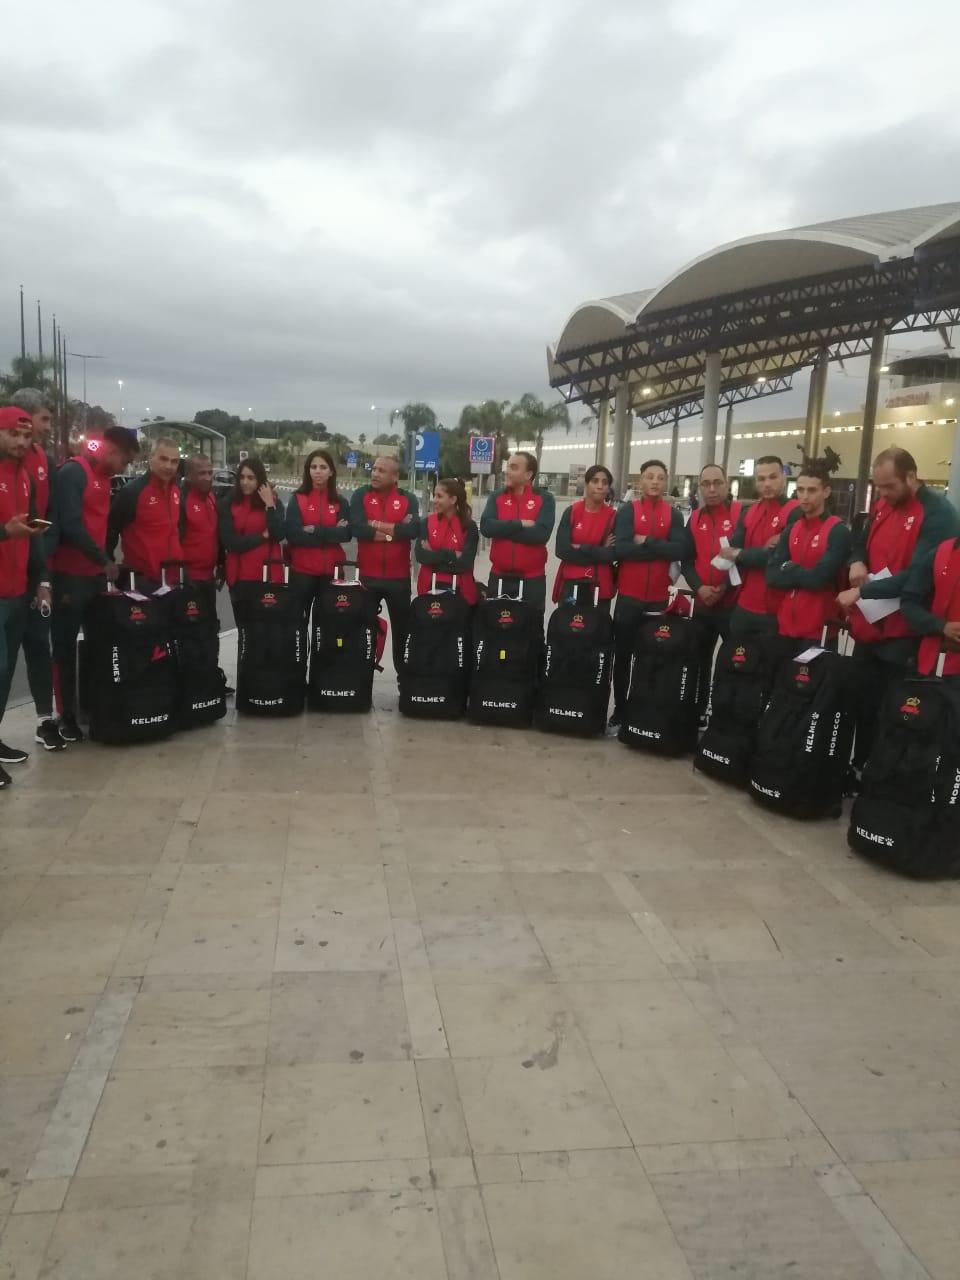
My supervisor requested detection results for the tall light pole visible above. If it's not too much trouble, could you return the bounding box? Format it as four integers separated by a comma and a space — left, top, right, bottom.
117, 379, 124, 423
67, 351, 106, 429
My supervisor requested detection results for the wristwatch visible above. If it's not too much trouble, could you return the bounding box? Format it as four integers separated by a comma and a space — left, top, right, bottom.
385, 534, 394, 543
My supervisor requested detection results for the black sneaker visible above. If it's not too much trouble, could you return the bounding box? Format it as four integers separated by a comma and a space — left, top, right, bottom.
0, 763, 11, 789
57, 715, 85, 743
0, 740, 28, 765
36, 719, 66, 751
698, 713, 710, 733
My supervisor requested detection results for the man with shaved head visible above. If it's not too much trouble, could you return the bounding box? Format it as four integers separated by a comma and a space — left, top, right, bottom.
179, 454, 220, 583
349, 454, 420, 671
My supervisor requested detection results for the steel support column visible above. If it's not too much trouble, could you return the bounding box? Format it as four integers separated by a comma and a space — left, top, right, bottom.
699, 351, 721, 468
804, 349, 828, 458
948, 417, 960, 510
596, 397, 609, 465
855, 328, 887, 514
611, 383, 630, 499
668, 406, 680, 488
721, 404, 734, 475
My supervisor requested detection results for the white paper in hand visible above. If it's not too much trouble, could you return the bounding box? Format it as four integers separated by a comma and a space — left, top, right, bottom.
794, 647, 826, 663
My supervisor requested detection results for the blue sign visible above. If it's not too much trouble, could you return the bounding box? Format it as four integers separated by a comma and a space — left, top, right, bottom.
346, 451, 358, 467
468, 435, 495, 465
414, 430, 440, 471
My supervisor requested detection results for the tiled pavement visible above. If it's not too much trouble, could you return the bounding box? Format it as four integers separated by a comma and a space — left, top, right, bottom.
2, 632, 960, 1277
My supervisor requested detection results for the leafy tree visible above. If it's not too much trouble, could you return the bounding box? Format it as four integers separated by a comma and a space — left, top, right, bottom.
397, 402, 437, 433
0, 354, 55, 398
358, 432, 367, 448
509, 392, 571, 463
373, 432, 400, 446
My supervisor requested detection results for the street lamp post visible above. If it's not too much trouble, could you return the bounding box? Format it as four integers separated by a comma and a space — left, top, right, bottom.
67, 351, 106, 429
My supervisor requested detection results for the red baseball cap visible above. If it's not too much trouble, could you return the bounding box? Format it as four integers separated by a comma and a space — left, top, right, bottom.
0, 406, 33, 431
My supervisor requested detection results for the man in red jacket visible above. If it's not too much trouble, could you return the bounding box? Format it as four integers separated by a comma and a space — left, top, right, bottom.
903, 536, 960, 681
349, 455, 420, 671
9, 390, 61, 750
680, 463, 741, 723
766, 461, 851, 647
610, 458, 687, 728
107, 437, 183, 591
838, 447, 958, 772
179, 455, 221, 583
720, 455, 801, 637
51, 427, 140, 741
479, 451, 556, 619
0, 407, 48, 785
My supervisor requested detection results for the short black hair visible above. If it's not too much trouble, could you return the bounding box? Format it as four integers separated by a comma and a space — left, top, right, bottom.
513, 450, 538, 480
585, 464, 613, 486
103, 426, 140, 455
756, 455, 783, 469
699, 462, 726, 479
639, 458, 668, 475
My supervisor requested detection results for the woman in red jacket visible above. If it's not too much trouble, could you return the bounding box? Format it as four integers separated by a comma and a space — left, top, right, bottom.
553, 464, 617, 612
414, 478, 479, 603
218, 457, 285, 605
285, 449, 351, 620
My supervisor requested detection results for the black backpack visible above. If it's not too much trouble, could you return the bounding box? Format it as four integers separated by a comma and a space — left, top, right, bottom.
534, 586, 613, 737
468, 579, 543, 727
85, 582, 178, 745
308, 566, 382, 712
848, 672, 960, 877
158, 564, 226, 730
695, 635, 779, 787
234, 563, 306, 717
748, 641, 856, 819
399, 575, 471, 719
619, 609, 701, 755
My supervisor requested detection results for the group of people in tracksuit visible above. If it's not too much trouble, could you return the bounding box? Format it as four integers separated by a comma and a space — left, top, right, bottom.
4, 397, 960, 793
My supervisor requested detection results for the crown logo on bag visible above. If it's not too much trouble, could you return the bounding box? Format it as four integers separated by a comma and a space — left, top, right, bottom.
796, 665, 811, 684
900, 696, 921, 716
732, 645, 746, 664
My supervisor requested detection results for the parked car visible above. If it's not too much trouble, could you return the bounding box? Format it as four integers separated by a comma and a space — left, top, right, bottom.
212, 469, 237, 501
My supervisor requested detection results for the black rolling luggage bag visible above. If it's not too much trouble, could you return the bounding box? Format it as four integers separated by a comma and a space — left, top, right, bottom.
534, 585, 612, 737
848, 658, 960, 877
84, 577, 178, 744
308, 564, 382, 712
748, 629, 856, 819
234, 561, 306, 716
468, 578, 542, 727
159, 562, 226, 730
695, 634, 778, 786
399, 574, 471, 719
619, 602, 701, 755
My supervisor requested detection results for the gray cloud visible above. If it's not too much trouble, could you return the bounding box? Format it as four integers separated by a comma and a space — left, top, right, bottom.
3, 0, 959, 431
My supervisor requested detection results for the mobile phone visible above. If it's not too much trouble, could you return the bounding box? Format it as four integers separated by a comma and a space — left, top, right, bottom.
27, 518, 52, 531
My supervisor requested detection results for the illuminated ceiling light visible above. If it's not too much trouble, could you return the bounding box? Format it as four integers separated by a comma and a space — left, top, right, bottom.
946, 397, 955, 406
756, 375, 766, 384
641, 386, 653, 397
880, 365, 890, 372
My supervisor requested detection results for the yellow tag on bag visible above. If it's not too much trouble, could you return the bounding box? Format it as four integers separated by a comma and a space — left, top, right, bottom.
337, 638, 343, 648
499, 648, 506, 660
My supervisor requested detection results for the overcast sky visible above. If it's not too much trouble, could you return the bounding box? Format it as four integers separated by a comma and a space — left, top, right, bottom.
3, 0, 959, 433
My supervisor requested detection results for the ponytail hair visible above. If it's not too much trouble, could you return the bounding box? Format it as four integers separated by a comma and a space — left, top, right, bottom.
437, 477, 472, 526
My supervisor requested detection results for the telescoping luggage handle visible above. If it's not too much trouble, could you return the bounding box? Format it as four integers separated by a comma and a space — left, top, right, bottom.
105, 569, 140, 596
492, 576, 524, 602
332, 561, 362, 587
261, 556, 290, 586
429, 572, 459, 595
160, 559, 186, 590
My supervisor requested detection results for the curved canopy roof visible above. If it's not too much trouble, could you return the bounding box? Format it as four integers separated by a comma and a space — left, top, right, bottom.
550, 203, 960, 424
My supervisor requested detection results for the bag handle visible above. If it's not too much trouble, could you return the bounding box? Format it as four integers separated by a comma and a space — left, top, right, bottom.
430, 572, 458, 595
261, 556, 289, 586
160, 559, 186, 589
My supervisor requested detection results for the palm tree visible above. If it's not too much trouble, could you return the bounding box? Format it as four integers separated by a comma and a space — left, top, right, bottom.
509, 392, 571, 464
0, 354, 55, 398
